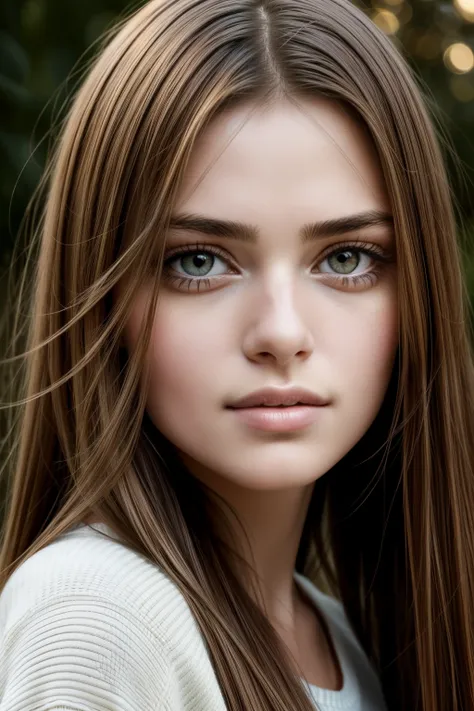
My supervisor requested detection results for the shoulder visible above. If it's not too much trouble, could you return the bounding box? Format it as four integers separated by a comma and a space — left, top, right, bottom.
0, 524, 221, 711
0, 523, 193, 642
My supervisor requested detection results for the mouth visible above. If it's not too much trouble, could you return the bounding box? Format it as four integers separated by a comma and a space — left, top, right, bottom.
225, 386, 330, 431
227, 386, 329, 410
232, 403, 306, 408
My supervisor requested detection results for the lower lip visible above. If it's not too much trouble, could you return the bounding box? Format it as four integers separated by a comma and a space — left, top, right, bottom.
228, 406, 325, 432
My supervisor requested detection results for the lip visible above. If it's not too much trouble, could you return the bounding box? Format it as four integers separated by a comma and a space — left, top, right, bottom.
227, 386, 329, 409
229, 405, 324, 432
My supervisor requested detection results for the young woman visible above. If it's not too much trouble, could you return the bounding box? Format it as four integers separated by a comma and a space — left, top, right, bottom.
1, 0, 473, 709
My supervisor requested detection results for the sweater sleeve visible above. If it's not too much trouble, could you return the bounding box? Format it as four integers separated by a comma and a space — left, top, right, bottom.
0, 593, 173, 711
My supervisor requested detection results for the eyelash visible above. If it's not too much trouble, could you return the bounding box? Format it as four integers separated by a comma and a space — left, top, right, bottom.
162, 240, 393, 292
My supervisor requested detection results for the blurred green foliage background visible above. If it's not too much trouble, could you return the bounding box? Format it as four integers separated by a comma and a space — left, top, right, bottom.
0, 0, 474, 297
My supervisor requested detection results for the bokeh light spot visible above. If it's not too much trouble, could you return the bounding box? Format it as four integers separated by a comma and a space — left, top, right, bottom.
454, 0, 474, 23
444, 43, 474, 74
372, 9, 400, 35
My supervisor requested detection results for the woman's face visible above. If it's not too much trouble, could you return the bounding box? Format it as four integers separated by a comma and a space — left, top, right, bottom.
125, 96, 398, 492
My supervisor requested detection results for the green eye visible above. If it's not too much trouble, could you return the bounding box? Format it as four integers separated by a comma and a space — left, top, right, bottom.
165, 246, 231, 280
180, 253, 215, 277
327, 250, 361, 274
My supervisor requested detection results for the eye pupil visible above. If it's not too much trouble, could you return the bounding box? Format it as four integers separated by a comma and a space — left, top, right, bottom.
193, 254, 207, 268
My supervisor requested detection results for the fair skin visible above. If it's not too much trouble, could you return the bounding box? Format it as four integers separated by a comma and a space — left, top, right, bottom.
91, 95, 398, 688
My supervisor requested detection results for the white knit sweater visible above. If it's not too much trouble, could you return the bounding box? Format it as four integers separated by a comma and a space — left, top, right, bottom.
0, 522, 387, 711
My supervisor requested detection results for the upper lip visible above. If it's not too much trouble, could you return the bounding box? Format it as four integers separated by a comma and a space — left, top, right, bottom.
227, 387, 330, 409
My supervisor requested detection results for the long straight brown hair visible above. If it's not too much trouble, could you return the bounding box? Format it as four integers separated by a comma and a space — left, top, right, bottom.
1, 1, 474, 709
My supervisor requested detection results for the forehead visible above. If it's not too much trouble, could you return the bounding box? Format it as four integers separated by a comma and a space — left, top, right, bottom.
174, 96, 390, 223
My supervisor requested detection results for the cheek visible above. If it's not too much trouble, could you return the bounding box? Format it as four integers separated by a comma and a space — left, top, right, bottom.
136, 297, 224, 428
333, 292, 398, 410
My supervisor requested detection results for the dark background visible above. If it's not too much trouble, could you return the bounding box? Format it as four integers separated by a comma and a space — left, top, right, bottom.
1, 0, 474, 302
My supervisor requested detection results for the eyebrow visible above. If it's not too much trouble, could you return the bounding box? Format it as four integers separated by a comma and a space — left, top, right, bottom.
168, 210, 394, 244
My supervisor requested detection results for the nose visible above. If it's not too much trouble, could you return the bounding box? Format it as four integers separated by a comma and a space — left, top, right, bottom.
242, 274, 315, 369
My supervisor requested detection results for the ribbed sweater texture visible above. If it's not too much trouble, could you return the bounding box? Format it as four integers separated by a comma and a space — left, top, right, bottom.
0, 522, 387, 711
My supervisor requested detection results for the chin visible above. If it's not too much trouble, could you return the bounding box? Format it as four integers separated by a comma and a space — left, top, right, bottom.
208, 465, 330, 493
177, 443, 339, 492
